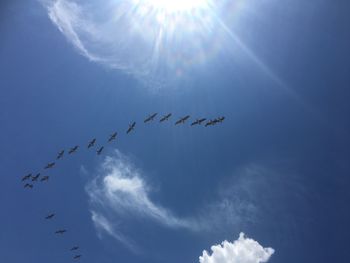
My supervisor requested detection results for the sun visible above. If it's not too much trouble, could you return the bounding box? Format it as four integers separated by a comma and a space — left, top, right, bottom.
130, 0, 213, 27
136, 0, 210, 12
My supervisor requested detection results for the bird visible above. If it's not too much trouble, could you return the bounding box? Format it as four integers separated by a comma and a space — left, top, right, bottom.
22, 174, 32, 181
31, 173, 40, 182
55, 229, 67, 234
44, 162, 55, 169
126, 122, 136, 134
56, 150, 64, 159
160, 113, 172, 122
205, 120, 215, 127
175, 115, 190, 125
191, 118, 206, 126
45, 213, 55, 219
88, 138, 96, 148
97, 146, 104, 155
216, 116, 225, 123
108, 132, 117, 142
144, 113, 157, 123
68, 145, 79, 154
24, 183, 33, 189
40, 176, 49, 182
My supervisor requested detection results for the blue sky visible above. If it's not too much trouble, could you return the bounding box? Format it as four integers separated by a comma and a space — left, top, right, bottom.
1, 0, 350, 262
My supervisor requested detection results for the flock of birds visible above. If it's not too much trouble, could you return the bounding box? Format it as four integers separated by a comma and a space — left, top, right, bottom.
20, 112, 225, 260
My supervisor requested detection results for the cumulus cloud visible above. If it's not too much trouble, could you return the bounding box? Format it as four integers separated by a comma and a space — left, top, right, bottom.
199, 233, 274, 263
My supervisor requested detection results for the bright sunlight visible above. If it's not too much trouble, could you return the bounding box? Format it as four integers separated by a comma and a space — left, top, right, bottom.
139, 0, 210, 12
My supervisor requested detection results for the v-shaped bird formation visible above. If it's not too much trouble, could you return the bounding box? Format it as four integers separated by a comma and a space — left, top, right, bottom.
20, 113, 225, 260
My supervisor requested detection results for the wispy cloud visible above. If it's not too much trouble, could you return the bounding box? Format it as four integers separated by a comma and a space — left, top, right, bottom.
85, 150, 292, 253
46, 0, 102, 62
42, 0, 241, 86
86, 150, 195, 231
44, 0, 152, 81
85, 150, 204, 250
199, 232, 274, 263
91, 211, 139, 253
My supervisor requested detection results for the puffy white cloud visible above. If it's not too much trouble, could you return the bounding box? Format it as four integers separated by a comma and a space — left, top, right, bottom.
199, 233, 274, 263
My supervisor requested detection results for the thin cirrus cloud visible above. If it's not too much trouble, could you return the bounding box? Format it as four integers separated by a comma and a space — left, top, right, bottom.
85, 150, 198, 250
85, 150, 260, 250
91, 211, 140, 253
44, 0, 105, 62
199, 232, 274, 263
42, 0, 235, 85
84, 149, 296, 256
44, 0, 152, 82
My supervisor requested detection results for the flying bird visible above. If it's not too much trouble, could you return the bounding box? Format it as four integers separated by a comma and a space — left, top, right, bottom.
160, 113, 172, 122
56, 150, 64, 159
97, 146, 104, 155
22, 173, 32, 181
191, 118, 206, 126
45, 213, 55, 219
108, 132, 117, 142
24, 183, 33, 189
31, 173, 40, 182
45, 162, 55, 169
216, 116, 225, 123
126, 122, 136, 134
144, 113, 157, 123
70, 246, 79, 251
55, 229, 67, 234
205, 120, 215, 127
68, 146, 79, 154
175, 115, 190, 125
40, 176, 49, 182
88, 138, 96, 148
73, 255, 82, 260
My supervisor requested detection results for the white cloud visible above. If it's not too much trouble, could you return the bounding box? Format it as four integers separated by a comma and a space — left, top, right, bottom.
42, 0, 236, 86
91, 211, 139, 252
47, 0, 102, 62
85, 151, 283, 253
86, 151, 197, 242
44, 0, 152, 80
199, 233, 274, 263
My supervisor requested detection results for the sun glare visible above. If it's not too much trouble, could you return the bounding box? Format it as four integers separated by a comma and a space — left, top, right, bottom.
140, 0, 209, 12
117, 0, 224, 81
48, 0, 245, 84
